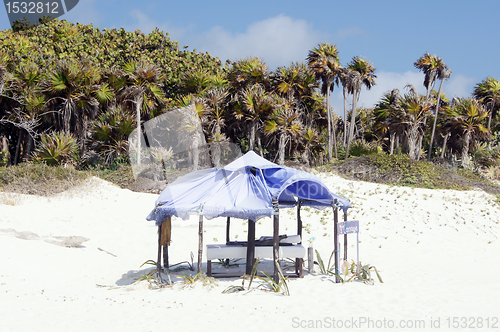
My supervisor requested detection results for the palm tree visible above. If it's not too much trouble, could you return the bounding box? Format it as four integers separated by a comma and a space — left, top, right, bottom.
307, 43, 342, 160
338, 67, 350, 145
3, 62, 46, 164
181, 68, 228, 95
238, 84, 275, 155
390, 86, 432, 160
427, 59, 451, 161
473, 77, 500, 131
373, 89, 400, 154
344, 56, 376, 159
227, 57, 270, 155
90, 104, 135, 166
264, 98, 303, 165
118, 61, 165, 165
443, 98, 489, 168
227, 57, 270, 92
272, 63, 318, 133
201, 86, 230, 167
414, 52, 441, 100
43, 59, 101, 157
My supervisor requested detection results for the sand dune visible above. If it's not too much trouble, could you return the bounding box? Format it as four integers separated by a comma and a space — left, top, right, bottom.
1, 174, 499, 331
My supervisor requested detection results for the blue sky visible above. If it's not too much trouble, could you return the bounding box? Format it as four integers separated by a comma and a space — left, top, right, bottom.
1, 0, 498, 117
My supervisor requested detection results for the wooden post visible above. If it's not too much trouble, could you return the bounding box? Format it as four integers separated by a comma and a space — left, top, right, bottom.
308, 246, 314, 273
225, 217, 230, 265
333, 200, 340, 283
272, 198, 280, 284
296, 201, 302, 276
163, 245, 169, 273
356, 232, 360, 277
344, 212, 348, 261
226, 217, 231, 243
297, 201, 302, 243
157, 226, 162, 275
197, 215, 203, 273
245, 219, 256, 275
160, 218, 171, 273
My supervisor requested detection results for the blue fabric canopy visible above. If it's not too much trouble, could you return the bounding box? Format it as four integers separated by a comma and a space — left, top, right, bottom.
146, 151, 350, 225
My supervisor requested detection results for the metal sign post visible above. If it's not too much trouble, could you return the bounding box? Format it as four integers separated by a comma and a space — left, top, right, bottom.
337, 220, 360, 276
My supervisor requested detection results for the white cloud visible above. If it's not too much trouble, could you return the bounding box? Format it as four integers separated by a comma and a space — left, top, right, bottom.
195, 14, 328, 69
443, 74, 476, 100
122, 9, 189, 40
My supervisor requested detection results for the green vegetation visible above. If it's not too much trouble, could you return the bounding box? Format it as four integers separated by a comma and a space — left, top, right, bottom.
0, 162, 89, 195
1, 20, 500, 197
324, 154, 500, 194
314, 251, 383, 285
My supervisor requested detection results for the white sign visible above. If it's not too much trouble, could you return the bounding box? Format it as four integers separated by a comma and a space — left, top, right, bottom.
337, 220, 359, 234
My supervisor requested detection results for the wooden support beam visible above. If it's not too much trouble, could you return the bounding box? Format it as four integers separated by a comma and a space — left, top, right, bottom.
226, 217, 230, 243
344, 212, 348, 261
273, 198, 280, 284
297, 201, 302, 244
163, 245, 169, 273
198, 215, 203, 273
157, 226, 162, 275
245, 219, 256, 275
333, 200, 340, 283
296, 201, 302, 278
160, 218, 171, 273
225, 217, 231, 265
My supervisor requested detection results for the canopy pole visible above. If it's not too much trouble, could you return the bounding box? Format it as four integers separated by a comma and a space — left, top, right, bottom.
273, 198, 280, 284
333, 200, 340, 283
344, 212, 348, 261
225, 217, 231, 266
246, 219, 256, 275
297, 201, 302, 243
157, 226, 162, 276
160, 218, 171, 273
198, 215, 203, 273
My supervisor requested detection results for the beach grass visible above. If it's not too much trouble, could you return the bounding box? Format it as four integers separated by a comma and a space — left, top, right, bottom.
2, 154, 500, 197
0, 163, 90, 196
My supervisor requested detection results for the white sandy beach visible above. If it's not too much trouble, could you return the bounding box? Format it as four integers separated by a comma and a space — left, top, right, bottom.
1, 173, 500, 331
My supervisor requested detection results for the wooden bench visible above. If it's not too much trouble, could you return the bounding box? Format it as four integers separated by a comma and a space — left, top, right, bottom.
206, 235, 305, 277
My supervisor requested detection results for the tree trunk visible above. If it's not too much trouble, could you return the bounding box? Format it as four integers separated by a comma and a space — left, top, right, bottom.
192, 137, 200, 171
441, 132, 449, 158
326, 82, 332, 161
428, 78, 445, 161
248, 123, 256, 151
14, 129, 24, 165
345, 89, 359, 159
257, 131, 264, 157
407, 125, 420, 160
332, 118, 338, 159
417, 134, 423, 159
212, 141, 221, 168
461, 132, 471, 168
278, 133, 286, 165
389, 132, 396, 155
343, 86, 348, 146
135, 95, 143, 165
